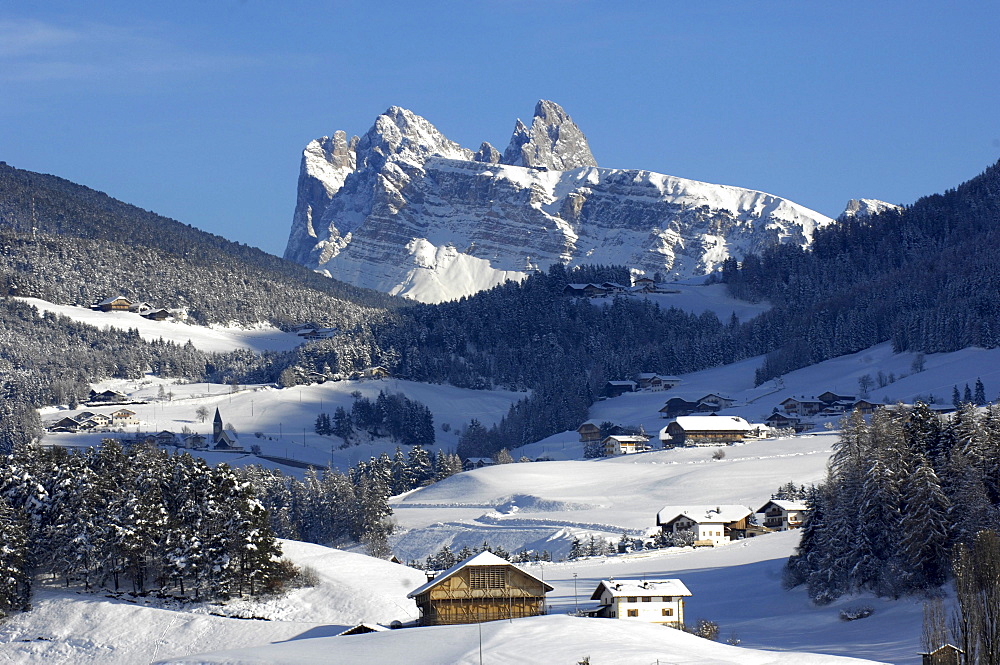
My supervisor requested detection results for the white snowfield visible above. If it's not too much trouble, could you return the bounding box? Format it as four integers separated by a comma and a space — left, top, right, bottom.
388, 435, 837, 561
154, 613, 885, 665
0, 542, 426, 665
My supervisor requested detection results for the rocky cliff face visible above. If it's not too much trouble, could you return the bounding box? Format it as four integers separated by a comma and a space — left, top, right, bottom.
837, 198, 901, 222
284, 101, 834, 303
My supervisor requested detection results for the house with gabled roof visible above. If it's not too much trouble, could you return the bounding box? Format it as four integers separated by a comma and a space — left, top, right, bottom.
48, 416, 81, 432
111, 408, 138, 426
661, 415, 751, 448
757, 499, 809, 531
602, 434, 650, 456
604, 380, 637, 398
93, 296, 133, 312
407, 551, 552, 626
577, 419, 602, 445
589, 578, 691, 628
656, 505, 753, 547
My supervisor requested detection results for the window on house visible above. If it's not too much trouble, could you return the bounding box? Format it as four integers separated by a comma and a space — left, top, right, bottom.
662, 608, 673, 616
627, 609, 638, 617
642, 596, 651, 602
468, 566, 506, 589
626, 596, 636, 603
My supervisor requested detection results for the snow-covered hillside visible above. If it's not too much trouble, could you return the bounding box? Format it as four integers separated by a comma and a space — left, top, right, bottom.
284, 101, 834, 303
17, 297, 303, 353
156, 612, 886, 665
0, 541, 426, 665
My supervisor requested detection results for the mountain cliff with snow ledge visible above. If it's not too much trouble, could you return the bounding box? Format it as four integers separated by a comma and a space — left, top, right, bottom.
284, 101, 835, 304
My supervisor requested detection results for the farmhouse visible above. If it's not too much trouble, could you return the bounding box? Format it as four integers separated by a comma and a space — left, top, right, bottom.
604, 381, 637, 398
143, 308, 171, 321
657, 505, 752, 547
757, 499, 809, 531
660, 415, 751, 447
634, 373, 681, 391
48, 416, 81, 432
93, 296, 133, 312
589, 579, 691, 628
603, 434, 650, 456
697, 393, 734, 411
563, 283, 608, 298
462, 457, 495, 471
407, 551, 552, 626
576, 419, 602, 445
90, 389, 129, 404
111, 408, 138, 426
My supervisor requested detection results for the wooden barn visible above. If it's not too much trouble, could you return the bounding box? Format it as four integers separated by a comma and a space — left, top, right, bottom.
407, 551, 552, 626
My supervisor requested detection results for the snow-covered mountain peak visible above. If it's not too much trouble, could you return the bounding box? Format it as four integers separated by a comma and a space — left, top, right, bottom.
284, 103, 835, 303
502, 100, 597, 170
357, 106, 473, 170
838, 198, 901, 222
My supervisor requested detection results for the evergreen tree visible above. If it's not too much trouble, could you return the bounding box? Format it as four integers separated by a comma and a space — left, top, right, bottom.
898, 458, 951, 591
0, 497, 31, 616
975, 378, 987, 406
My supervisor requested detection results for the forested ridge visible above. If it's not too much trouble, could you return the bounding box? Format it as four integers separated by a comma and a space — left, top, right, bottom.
720, 158, 1000, 384
0, 163, 400, 328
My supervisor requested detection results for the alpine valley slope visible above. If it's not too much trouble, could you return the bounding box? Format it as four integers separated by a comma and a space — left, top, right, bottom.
284, 101, 835, 303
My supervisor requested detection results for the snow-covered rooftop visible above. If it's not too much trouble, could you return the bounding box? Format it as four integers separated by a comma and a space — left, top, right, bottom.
590, 578, 691, 600
657, 504, 752, 525
673, 415, 750, 431
759, 499, 809, 512
407, 551, 552, 598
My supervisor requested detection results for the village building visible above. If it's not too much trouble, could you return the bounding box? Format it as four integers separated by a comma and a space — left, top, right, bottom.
589, 579, 691, 628
604, 381, 637, 398
660, 415, 751, 448
143, 308, 171, 321
363, 366, 390, 380
599, 281, 629, 294
212, 408, 243, 450
577, 419, 603, 445
657, 505, 753, 547
697, 393, 735, 411
48, 416, 82, 432
183, 433, 208, 449
764, 411, 807, 432
563, 283, 608, 298
93, 296, 133, 312
407, 551, 552, 625
602, 434, 650, 456
632, 276, 655, 288
462, 457, 495, 471
757, 500, 809, 531
851, 399, 884, 415
111, 408, 138, 426
90, 389, 129, 404
634, 373, 681, 391
919, 644, 964, 665
155, 430, 178, 446
658, 396, 703, 418
336, 623, 389, 637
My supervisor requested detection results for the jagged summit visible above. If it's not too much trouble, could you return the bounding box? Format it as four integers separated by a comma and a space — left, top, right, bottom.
501, 100, 598, 170
284, 102, 833, 303
838, 198, 901, 222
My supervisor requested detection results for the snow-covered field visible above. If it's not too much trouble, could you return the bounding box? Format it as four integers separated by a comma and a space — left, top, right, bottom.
16, 297, 304, 353
39, 376, 525, 474
389, 434, 835, 560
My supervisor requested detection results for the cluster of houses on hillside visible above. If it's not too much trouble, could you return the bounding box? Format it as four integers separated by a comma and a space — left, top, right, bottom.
90, 295, 172, 321
45, 407, 243, 452
604, 373, 682, 398
401, 497, 810, 630
578, 412, 770, 455
563, 276, 678, 299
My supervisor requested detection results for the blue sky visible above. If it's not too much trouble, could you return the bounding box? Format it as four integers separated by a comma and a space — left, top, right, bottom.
2, 1, 998, 256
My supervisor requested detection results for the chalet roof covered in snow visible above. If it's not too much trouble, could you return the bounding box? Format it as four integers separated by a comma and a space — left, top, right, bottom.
589, 578, 691, 600
672, 415, 750, 432
758, 499, 808, 512
656, 504, 752, 525
407, 551, 553, 598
